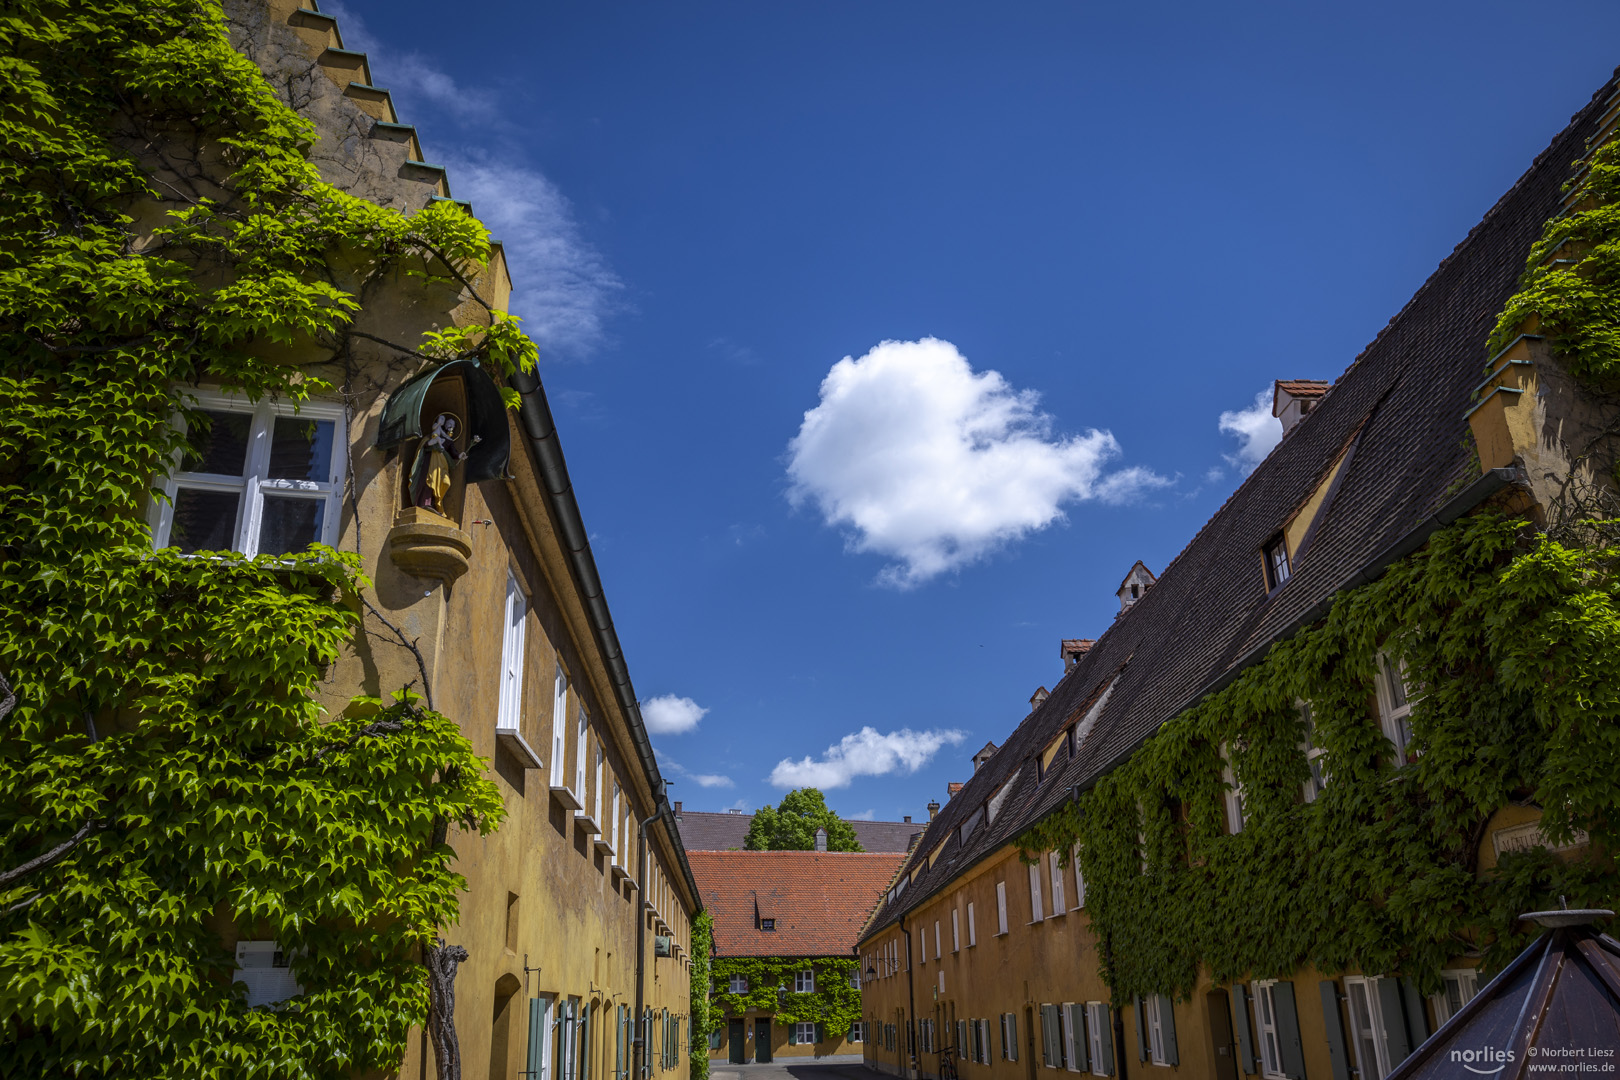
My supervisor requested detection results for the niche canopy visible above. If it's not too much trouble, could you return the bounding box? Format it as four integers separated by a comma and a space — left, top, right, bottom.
375, 359, 510, 481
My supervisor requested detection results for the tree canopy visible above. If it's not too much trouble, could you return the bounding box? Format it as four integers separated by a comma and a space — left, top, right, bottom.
743, 789, 863, 851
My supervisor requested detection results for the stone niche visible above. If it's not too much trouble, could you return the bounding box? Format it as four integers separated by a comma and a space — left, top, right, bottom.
375, 359, 510, 582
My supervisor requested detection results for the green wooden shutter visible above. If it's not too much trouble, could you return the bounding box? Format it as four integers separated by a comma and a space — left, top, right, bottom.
817, 1023, 826, 1045
1230, 985, 1257, 1075
1097, 1007, 1113, 1077
1376, 979, 1413, 1063
1069, 1004, 1088, 1072
1008, 1013, 1019, 1062
1133, 996, 1148, 1062
1400, 979, 1430, 1046
1158, 995, 1178, 1065
581, 1004, 592, 1080
1318, 981, 1351, 1080
788, 1025, 798, 1046
1271, 982, 1307, 1080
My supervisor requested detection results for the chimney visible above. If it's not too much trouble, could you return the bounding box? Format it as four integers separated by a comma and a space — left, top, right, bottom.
927, 800, 940, 820
947, 782, 964, 799
903, 815, 912, 824
674, 801, 682, 818
1115, 562, 1156, 615
1273, 379, 1329, 434
972, 741, 998, 772
1030, 685, 1050, 711
1060, 639, 1095, 674
815, 827, 828, 851
728, 808, 743, 815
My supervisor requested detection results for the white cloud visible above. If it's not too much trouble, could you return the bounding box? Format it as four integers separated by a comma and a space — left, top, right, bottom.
786, 338, 1168, 587
642, 695, 708, 735
654, 749, 734, 790
724, 798, 751, 813
1218, 389, 1284, 475
322, 4, 621, 356
847, 809, 878, 821
768, 726, 966, 789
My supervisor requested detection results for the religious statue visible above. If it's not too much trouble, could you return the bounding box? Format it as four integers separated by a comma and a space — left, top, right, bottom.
409, 412, 479, 515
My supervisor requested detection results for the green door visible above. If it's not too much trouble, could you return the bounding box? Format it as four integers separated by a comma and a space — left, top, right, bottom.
729, 1020, 745, 1064
755, 1018, 773, 1063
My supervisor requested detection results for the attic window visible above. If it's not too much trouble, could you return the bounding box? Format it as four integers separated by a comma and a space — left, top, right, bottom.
760, 918, 775, 931
1263, 534, 1291, 591
1130, 584, 1140, 599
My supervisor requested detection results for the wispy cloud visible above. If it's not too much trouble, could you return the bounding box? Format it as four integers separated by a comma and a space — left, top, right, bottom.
655, 750, 734, 790
768, 726, 966, 789
847, 809, 878, 821
1218, 389, 1284, 475
321, 3, 621, 357
642, 695, 708, 735
786, 338, 1168, 588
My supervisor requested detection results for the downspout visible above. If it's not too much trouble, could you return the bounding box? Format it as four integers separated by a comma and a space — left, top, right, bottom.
508, 366, 703, 910
633, 799, 670, 1080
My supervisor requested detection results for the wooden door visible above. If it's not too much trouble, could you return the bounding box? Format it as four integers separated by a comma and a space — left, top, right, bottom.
729, 1019, 745, 1064
755, 1018, 773, 1063
1207, 990, 1240, 1080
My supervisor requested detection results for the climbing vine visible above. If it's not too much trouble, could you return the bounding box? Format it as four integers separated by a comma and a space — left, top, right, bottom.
0, 1, 530, 1075
689, 912, 714, 1080
709, 956, 863, 1038
1017, 514, 1620, 1004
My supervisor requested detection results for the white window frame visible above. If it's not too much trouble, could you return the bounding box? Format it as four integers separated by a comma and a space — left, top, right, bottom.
1072, 844, 1087, 909
1085, 1004, 1107, 1076
1375, 653, 1414, 765
918, 928, 927, 964
938, 970, 944, 994
551, 672, 570, 788
1299, 700, 1329, 802
1343, 976, 1391, 1080
593, 747, 605, 824
1028, 862, 1045, 922
150, 390, 345, 556
967, 901, 977, 946
1254, 981, 1289, 1079
1144, 995, 1167, 1066
794, 1022, 815, 1045
1221, 745, 1246, 834
951, 908, 960, 951
531, 994, 555, 1080
574, 701, 589, 798
795, 969, 814, 993
996, 881, 1009, 935
1430, 967, 1479, 1025
934, 920, 941, 958
976, 1018, 991, 1064
1049, 851, 1066, 914
850, 1021, 864, 1044
609, 780, 621, 856
498, 572, 527, 737
729, 975, 747, 994
1059, 1002, 1079, 1073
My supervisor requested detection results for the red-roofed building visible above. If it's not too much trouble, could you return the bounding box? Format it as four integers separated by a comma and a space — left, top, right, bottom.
691, 850, 904, 1064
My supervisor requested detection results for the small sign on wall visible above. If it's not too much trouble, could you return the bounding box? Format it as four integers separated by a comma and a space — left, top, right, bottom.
1491, 821, 1589, 859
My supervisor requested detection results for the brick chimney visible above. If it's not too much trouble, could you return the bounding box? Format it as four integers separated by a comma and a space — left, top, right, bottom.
1060, 639, 1095, 674
927, 799, 941, 820
1030, 686, 1049, 711
947, 782, 964, 799
673, 801, 682, 818
903, 815, 912, 824
1273, 379, 1329, 434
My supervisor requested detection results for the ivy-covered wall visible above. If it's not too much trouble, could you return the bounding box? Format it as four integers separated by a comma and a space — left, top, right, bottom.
689, 912, 714, 1080
709, 956, 863, 1039
0, 2, 536, 1075
1017, 514, 1620, 1003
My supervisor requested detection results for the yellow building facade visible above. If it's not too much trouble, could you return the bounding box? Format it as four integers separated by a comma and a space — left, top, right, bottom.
145, 4, 704, 1078
857, 66, 1620, 1080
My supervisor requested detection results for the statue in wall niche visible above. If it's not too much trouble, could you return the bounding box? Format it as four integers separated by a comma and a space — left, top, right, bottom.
409, 412, 480, 516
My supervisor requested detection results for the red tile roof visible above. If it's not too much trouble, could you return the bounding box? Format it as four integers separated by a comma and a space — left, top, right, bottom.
689, 850, 906, 958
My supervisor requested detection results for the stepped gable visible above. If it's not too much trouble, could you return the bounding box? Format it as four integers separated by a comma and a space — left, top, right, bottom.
677, 809, 923, 853
860, 65, 1620, 941
691, 851, 907, 958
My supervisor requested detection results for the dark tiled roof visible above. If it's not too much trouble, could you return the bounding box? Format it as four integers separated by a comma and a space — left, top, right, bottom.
858, 68, 1620, 944
690, 850, 906, 958
674, 810, 924, 853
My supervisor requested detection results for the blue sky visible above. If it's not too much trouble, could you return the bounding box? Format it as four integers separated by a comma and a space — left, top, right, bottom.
331, 1, 1620, 822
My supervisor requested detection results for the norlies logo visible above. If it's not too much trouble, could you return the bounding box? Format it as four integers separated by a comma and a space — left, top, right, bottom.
1452, 1045, 1515, 1075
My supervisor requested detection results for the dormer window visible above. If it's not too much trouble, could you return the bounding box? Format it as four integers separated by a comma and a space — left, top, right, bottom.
760, 918, 775, 931
1263, 534, 1291, 591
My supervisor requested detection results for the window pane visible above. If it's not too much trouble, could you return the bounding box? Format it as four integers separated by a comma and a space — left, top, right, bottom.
257, 495, 325, 555
169, 487, 241, 552
268, 416, 335, 480
183, 410, 252, 476
1384, 657, 1408, 708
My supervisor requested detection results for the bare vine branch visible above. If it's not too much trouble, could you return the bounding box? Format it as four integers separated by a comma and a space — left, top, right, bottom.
0, 818, 100, 891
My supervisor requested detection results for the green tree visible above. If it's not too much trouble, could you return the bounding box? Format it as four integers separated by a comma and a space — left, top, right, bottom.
744, 789, 863, 851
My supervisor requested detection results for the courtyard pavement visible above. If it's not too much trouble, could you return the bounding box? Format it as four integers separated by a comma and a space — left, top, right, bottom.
708, 1056, 874, 1080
